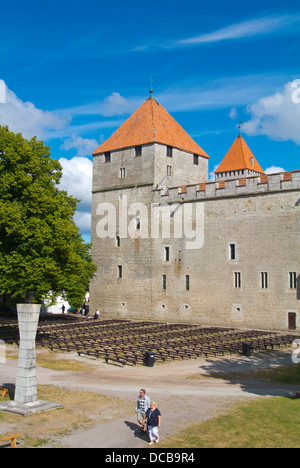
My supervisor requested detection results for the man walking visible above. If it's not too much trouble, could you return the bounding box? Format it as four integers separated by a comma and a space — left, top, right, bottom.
135, 389, 151, 433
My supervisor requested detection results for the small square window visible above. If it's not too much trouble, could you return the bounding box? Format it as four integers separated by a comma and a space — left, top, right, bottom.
167, 146, 173, 157
135, 146, 142, 157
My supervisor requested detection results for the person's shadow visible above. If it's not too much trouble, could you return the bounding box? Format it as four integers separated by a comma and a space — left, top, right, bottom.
124, 421, 149, 441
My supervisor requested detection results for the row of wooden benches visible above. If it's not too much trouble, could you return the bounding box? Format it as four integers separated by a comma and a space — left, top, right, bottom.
37, 328, 299, 366
37, 326, 279, 352
37, 321, 272, 344
1, 318, 299, 366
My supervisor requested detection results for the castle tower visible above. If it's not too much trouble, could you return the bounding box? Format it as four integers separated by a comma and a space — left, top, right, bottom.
215, 134, 265, 181
90, 93, 209, 319
92, 93, 209, 190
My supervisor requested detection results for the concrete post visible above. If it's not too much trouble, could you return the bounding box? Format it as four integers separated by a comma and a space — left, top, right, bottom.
14, 303, 41, 404
0, 303, 63, 415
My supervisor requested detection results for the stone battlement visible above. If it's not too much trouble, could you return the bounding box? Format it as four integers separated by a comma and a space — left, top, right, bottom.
157, 170, 300, 203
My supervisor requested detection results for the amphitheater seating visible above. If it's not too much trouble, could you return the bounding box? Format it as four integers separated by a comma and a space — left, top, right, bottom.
1, 316, 299, 367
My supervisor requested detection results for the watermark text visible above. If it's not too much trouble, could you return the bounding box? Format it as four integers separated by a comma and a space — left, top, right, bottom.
292, 339, 300, 364
0, 80, 6, 104
291, 79, 300, 104
96, 197, 205, 250
0, 340, 5, 364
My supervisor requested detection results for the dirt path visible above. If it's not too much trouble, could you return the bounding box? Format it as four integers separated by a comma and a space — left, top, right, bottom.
0, 349, 298, 448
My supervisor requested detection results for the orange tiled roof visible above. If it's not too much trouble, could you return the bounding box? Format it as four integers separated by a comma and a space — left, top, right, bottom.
215, 135, 265, 174
92, 97, 209, 158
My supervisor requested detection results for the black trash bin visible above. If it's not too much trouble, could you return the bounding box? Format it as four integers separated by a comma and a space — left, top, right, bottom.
242, 342, 252, 357
144, 351, 155, 367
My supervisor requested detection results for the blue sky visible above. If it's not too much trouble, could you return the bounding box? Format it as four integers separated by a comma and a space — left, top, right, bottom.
1, 0, 300, 241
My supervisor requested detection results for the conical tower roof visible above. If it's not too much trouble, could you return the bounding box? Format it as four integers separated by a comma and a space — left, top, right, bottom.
93, 96, 209, 158
215, 135, 264, 175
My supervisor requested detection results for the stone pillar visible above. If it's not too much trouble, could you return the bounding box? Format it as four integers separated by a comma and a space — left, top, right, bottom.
14, 303, 41, 404
0, 303, 63, 416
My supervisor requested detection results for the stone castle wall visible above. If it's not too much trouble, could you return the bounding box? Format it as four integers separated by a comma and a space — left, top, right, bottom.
90, 146, 300, 331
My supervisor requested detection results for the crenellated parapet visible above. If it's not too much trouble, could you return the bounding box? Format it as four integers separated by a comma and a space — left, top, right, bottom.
156, 170, 300, 203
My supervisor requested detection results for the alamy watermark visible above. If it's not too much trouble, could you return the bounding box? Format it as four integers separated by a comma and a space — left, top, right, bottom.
291, 79, 300, 104
292, 339, 300, 364
0, 79, 6, 104
95, 196, 205, 250
0, 340, 5, 364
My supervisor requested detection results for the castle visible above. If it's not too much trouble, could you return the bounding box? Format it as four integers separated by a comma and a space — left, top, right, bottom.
90, 92, 300, 331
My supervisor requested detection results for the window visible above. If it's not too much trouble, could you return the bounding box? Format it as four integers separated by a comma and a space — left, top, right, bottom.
167, 165, 172, 176
162, 275, 166, 290
164, 246, 170, 262
288, 312, 297, 330
289, 272, 297, 290
118, 265, 123, 278
136, 217, 140, 231
229, 243, 236, 260
135, 145, 142, 157
261, 272, 268, 289
116, 236, 120, 247
104, 152, 111, 163
167, 146, 173, 157
120, 167, 126, 178
186, 275, 190, 291
234, 272, 241, 289
193, 154, 199, 165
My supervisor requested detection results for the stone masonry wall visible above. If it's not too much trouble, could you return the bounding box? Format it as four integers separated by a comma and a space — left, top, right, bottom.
91, 146, 300, 331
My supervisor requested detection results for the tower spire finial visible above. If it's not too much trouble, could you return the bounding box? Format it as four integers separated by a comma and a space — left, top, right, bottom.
238, 115, 243, 136
149, 77, 153, 99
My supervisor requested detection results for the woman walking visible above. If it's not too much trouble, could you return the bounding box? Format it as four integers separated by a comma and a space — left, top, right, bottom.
143, 401, 161, 445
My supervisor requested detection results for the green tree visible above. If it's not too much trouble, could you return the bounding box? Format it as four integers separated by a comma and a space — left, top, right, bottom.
0, 125, 96, 305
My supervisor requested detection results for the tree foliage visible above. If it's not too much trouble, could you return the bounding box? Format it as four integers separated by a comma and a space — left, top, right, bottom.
0, 125, 96, 305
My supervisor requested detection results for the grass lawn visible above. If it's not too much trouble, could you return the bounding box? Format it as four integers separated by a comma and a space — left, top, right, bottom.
158, 397, 300, 448
159, 363, 300, 448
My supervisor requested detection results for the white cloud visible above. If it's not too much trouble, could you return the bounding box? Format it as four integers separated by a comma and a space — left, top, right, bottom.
60, 135, 98, 157
0, 83, 130, 141
58, 157, 93, 236
177, 14, 300, 46
242, 81, 300, 145
209, 164, 219, 182
265, 166, 286, 174
100, 92, 138, 117
229, 107, 237, 120
64, 92, 140, 118
0, 86, 69, 140
159, 74, 281, 113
